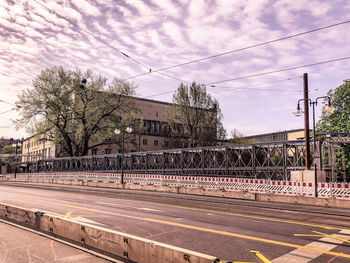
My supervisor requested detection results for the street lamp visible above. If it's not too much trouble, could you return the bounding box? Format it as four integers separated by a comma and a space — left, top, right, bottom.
294, 96, 335, 196
114, 127, 133, 184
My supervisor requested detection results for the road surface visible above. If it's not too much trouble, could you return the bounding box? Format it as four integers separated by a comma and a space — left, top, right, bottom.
1, 182, 350, 262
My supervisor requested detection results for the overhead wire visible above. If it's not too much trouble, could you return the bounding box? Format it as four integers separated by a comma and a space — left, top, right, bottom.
31, 0, 150, 71
0, 109, 15, 115
31, 0, 187, 84
143, 76, 301, 99
125, 19, 350, 80
0, 100, 15, 106
205, 56, 350, 85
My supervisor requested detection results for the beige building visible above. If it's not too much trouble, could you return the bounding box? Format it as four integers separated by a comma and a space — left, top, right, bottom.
22, 135, 56, 161
243, 129, 305, 143
22, 96, 204, 157
89, 97, 177, 156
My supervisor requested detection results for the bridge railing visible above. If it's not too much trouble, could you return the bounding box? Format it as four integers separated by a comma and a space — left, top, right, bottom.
25, 140, 308, 180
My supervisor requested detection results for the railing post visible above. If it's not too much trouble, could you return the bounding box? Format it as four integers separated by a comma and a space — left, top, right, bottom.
283, 143, 287, 180
252, 145, 256, 179
225, 146, 228, 176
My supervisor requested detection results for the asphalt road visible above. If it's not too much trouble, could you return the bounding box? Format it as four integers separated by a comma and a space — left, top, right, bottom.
1, 182, 350, 263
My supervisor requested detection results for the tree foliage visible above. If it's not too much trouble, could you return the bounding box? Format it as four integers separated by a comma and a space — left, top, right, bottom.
166, 82, 226, 148
317, 80, 350, 133
16, 66, 138, 156
317, 79, 350, 175
1, 145, 16, 154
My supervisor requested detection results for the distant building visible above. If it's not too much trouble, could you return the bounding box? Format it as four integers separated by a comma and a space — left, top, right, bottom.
242, 129, 305, 143
22, 135, 56, 161
22, 96, 214, 157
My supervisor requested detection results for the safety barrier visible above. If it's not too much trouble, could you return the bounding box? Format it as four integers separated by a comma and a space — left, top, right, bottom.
0, 202, 219, 263
11, 172, 350, 199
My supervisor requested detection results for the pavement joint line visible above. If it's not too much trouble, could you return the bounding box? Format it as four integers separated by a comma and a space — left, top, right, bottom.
0, 218, 122, 263
65, 203, 350, 259
117, 199, 350, 231
250, 250, 271, 263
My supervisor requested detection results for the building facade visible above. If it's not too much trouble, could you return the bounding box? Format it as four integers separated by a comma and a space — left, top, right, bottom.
22, 135, 56, 161
22, 96, 209, 157
242, 129, 305, 143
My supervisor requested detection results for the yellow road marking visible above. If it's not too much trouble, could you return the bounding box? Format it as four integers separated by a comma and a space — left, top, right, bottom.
64, 212, 72, 219
250, 250, 271, 263
312, 231, 350, 244
143, 217, 350, 259
294, 231, 350, 244
63, 203, 350, 259
63, 204, 99, 212
16, 195, 34, 201
125, 199, 348, 231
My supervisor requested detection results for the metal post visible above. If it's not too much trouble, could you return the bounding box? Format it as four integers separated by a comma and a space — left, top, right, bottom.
121, 131, 124, 184
303, 73, 311, 170
311, 101, 318, 197
14, 140, 18, 178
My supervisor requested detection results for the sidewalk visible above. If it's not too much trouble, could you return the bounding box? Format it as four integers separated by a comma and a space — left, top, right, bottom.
0, 221, 114, 262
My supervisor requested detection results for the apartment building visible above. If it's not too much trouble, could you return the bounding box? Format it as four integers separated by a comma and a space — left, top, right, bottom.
89, 97, 177, 156
22, 135, 56, 161
22, 96, 200, 157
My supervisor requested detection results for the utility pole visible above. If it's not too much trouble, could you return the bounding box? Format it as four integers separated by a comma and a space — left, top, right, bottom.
303, 73, 311, 170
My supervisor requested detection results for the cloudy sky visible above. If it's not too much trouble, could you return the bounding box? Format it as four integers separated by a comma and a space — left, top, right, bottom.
1, 0, 350, 139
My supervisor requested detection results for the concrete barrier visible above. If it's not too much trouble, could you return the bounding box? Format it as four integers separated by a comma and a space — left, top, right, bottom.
0, 202, 218, 263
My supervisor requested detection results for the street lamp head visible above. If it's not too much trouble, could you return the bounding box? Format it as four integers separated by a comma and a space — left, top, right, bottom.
114, 128, 121, 135
293, 104, 303, 117
323, 97, 335, 115
126, 127, 133, 133
324, 105, 335, 114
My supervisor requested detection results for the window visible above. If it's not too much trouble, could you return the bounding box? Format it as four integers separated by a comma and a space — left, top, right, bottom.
105, 149, 111, 154
143, 139, 147, 145
91, 148, 98, 155
144, 120, 151, 132
156, 111, 158, 117
164, 141, 169, 147
154, 140, 158, 146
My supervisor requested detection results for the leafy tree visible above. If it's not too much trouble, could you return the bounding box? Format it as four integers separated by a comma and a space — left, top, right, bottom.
317, 79, 350, 177
166, 82, 226, 148
1, 145, 16, 154
16, 66, 139, 156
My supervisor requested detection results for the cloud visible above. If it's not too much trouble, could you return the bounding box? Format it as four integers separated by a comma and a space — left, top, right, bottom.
0, 0, 349, 139
70, 0, 101, 17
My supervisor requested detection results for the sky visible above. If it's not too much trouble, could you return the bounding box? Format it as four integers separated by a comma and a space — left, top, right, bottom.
1, 0, 350, 139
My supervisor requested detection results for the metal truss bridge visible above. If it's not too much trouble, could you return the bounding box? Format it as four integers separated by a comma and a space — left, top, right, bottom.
28, 140, 307, 180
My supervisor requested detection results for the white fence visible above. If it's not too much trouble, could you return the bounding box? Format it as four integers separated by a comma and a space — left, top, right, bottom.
14, 172, 350, 199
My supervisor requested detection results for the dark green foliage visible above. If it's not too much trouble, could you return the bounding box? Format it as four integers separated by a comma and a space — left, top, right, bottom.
166, 82, 226, 148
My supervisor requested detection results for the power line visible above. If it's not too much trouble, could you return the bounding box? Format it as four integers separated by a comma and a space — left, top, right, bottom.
126, 19, 350, 80
0, 100, 15, 106
31, 0, 151, 72
205, 56, 350, 85
0, 109, 15, 115
143, 76, 300, 99
31, 0, 191, 85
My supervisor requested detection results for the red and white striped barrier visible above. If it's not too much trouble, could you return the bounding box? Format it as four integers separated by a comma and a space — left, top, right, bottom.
15, 172, 350, 199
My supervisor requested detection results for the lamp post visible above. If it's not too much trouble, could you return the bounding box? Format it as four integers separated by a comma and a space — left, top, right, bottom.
294, 96, 335, 197
13, 138, 23, 179
114, 127, 133, 184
